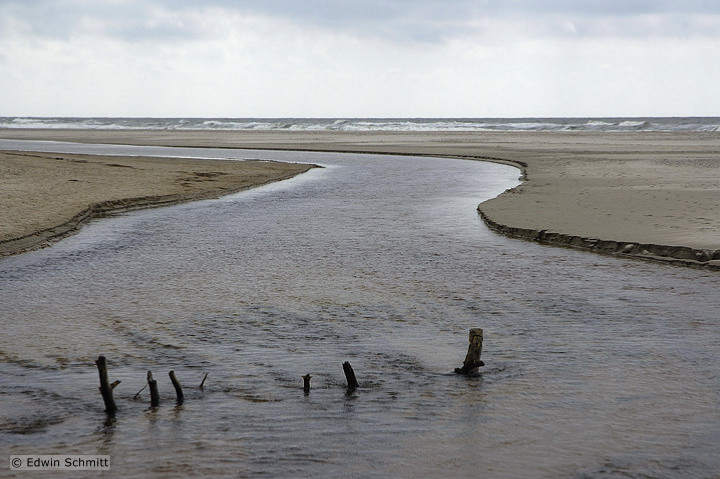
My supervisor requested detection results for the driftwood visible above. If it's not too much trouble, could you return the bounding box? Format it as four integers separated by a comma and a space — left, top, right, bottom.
302, 374, 312, 393
199, 372, 209, 389
455, 328, 485, 375
168, 370, 184, 403
95, 356, 120, 415
147, 371, 160, 407
342, 362, 359, 389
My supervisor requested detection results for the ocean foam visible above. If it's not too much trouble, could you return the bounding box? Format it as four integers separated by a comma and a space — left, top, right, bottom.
0, 117, 718, 132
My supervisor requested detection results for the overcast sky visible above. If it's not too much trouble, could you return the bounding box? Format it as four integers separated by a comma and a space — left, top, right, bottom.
1, 0, 718, 118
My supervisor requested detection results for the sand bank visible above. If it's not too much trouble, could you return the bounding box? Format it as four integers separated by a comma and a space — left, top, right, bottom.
1, 129, 719, 268
0, 148, 316, 256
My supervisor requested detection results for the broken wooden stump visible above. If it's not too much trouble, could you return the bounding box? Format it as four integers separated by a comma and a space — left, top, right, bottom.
147, 371, 160, 407
342, 361, 359, 390
168, 370, 184, 403
95, 355, 120, 415
454, 328, 485, 375
302, 374, 312, 393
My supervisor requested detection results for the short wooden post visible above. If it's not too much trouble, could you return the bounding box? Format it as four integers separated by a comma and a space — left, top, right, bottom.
455, 328, 485, 375
147, 371, 160, 407
302, 374, 312, 394
169, 370, 184, 403
95, 356, 120, 415
342, 362, 359, 389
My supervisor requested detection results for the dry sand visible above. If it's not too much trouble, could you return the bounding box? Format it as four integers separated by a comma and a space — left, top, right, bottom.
1, 129, 719, 268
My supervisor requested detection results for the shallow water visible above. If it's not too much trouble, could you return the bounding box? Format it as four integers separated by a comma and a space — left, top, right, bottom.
1, 142, 719, 478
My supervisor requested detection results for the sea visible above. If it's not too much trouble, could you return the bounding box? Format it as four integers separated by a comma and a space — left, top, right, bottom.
1, 116, 719, 132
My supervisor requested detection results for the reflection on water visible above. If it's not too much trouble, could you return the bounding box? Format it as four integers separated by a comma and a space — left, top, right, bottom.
1, 143, 719, 478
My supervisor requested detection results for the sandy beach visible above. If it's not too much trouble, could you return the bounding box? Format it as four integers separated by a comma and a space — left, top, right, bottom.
0, 147, 316, 256
1, 129, 719, 268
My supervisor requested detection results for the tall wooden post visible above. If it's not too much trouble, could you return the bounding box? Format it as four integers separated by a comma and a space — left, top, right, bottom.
302, 374, 312, 394
169, 370, 184, 403
147, 371, 160, 407
455, 328, 485, 375
95, 356, 120, 415
342, 362, 359, 390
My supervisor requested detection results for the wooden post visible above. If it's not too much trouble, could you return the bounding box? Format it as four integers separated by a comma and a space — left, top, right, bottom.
169, 370, 184, 403
147, 371, 160, 407
199, 373, 209, 389
455, 328, 485, 375
342, 362, 359, 389
302, 374, 312, 394
95, 356, 120, 415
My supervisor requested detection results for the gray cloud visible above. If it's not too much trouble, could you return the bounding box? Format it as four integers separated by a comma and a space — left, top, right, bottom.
158, 0, 720, 18
155, 0, 720, 41
3, 0, 720, 44
0, 0, 216, 42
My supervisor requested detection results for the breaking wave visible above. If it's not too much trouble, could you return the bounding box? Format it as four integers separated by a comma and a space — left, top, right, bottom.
1, 117, 718, 132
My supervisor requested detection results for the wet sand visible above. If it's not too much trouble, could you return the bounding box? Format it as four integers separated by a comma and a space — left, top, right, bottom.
1, 129, 719, 268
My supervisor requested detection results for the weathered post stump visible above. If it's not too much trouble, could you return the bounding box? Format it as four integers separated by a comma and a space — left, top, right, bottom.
168, 370, 184, 403
455, 328, 485, 375
95, 356, 120, 415
342, 362, 359, 390
147, 371, 160, 407
302, 374, 312, 394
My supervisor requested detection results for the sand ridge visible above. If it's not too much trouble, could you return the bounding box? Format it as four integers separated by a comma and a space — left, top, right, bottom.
0, 149, 317, 256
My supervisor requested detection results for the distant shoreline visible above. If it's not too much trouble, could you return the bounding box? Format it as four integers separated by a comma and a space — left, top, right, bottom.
1, 128, 719, 269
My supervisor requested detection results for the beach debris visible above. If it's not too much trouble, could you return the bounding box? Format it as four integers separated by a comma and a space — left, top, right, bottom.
455, 328, 485, 375
342, 362, 360, 390
302, 374, 312, 394
133, 383, 148, 399
93, 359, 212, 414
199, 372, 209, 389
168, 370, 184, 404
147, 371, 160, 407
95, 355, 120, 415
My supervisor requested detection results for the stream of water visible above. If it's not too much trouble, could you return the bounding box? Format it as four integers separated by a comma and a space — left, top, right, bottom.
1, 142, 719, 478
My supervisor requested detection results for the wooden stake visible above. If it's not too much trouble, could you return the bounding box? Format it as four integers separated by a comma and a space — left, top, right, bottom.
95, 356, 119, 415
342, 362, 359, 389
199, 372, 209, 389
133, 383, 148, 399
455, 328, 485, 375
147, 371, 160, 407
302, 374, 312, 394
168, 370, 184, 403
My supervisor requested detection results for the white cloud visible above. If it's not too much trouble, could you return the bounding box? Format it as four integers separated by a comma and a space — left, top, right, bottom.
0, 1, 718, 117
